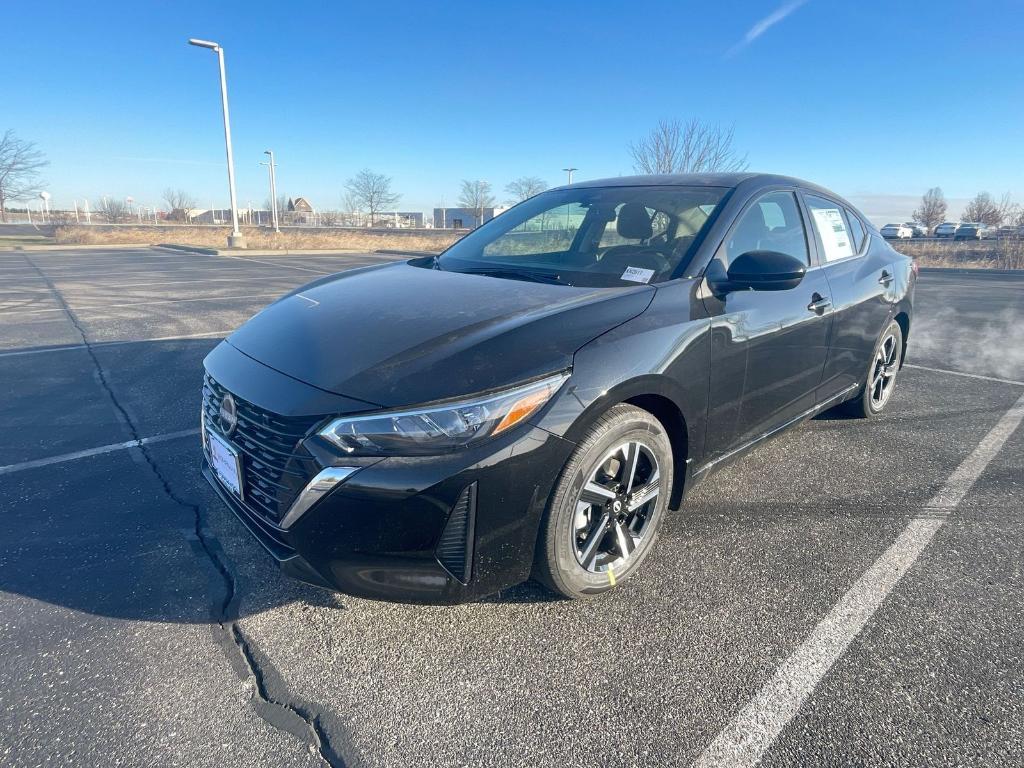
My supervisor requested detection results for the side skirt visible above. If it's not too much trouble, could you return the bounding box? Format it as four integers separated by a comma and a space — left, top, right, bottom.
691, 384, 859, 480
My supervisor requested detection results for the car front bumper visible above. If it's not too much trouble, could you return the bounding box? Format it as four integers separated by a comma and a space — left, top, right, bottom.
202, 421, 576, 604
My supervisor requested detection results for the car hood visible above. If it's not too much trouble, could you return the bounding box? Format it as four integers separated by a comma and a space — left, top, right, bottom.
227, 261, 655, 408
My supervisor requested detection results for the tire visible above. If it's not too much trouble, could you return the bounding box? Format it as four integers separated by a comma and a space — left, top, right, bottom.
533, 404, 673, 599
839, 319, 903, 418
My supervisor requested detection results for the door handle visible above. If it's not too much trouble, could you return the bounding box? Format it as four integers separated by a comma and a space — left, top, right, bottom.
878, 270, 893, 286
807, 293, 831, 314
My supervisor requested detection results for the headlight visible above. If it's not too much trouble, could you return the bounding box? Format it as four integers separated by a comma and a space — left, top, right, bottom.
319, 372, 569, 456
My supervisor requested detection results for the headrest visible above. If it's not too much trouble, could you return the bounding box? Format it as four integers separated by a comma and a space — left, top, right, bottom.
616, 203, 653, 240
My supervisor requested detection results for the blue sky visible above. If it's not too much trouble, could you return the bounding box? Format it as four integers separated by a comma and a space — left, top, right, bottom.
6, 0, 1024, 223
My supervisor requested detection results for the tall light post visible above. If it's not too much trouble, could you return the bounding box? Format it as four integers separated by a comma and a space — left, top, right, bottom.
188, 38, 245, 248
475, 180, 488, 228
562, 167, 578, 185
260, 149, 280, 233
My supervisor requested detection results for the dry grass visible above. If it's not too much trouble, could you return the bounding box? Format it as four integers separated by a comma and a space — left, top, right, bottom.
895, 238, 1024, 270
53, 225, 464, 252
49, 225, 1024, 269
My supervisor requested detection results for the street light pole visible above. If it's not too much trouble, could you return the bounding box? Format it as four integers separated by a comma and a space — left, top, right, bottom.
189, 38, 245, 248
476, 179, 487, 228
562, 167, 578, 185
262, 149, 280, 233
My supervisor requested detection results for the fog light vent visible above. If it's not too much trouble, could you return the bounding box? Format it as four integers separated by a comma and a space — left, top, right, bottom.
436, 483, 476, 584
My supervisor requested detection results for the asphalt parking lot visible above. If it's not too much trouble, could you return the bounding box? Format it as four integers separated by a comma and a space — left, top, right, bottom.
1, 247, 1022, 767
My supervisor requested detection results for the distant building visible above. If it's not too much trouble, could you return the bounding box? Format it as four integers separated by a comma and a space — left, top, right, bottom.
287, 197, 315, 224
180, 208, 270, 225
376, 211, 425, 228
289, 197, 314, 214
433, 206, 508, 229
186, 208, 232, 224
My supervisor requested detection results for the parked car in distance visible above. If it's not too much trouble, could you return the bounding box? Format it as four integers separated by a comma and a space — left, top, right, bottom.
954, 222, 990, 240
200, 172, 916, 604
934, 222, 959, 238
881, 223, 913, 239
904, 222, 928, 238
995, 225, 1019, 239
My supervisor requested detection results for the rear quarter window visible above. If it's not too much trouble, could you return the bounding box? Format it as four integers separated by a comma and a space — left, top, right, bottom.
845, 209, 866, 252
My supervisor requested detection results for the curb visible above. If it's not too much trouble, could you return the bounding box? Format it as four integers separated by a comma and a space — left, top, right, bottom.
156, 243, 367, 257
375, 249, 439, 257
154, 243, 219, 255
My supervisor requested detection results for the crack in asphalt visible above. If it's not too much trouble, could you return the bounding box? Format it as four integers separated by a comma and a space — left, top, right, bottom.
25, 255, 346, 767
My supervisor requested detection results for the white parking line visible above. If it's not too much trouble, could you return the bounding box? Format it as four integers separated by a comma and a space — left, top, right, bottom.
0, 330, 231, 359
905, 363, 1024, 387
0, 292, 284, 316
219, 254, 334, 274
693, 390, 1024, 768
0, 428, 200, 476
38, 275, 307, 290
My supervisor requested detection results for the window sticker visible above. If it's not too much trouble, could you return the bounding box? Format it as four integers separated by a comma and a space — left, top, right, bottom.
621, 266, 655, 283
811, 208, 854, 261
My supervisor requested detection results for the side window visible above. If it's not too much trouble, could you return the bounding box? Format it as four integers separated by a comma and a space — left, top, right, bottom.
845, 208, 866, 253
804, 194, 855, 262
725, 191, 808, 265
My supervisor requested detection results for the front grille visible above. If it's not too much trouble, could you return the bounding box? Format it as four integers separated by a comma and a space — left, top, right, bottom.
202, 373, 321, 525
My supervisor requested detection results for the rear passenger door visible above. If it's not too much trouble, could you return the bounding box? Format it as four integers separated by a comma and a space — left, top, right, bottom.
802, 193, 895, 403
702, 190, 834, 459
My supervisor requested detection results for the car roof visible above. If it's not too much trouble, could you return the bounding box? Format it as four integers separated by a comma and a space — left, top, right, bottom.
559, 172, 845, 200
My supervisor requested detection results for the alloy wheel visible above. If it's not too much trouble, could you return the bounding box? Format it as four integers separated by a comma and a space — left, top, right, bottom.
870, 332, 899, 409
572, 441, 661, 574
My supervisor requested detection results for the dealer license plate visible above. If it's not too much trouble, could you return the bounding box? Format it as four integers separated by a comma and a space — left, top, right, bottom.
208, 428, 243, 498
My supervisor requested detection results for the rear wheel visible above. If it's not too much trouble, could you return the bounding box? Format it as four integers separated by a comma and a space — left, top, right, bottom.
534, 405, 673, 599
840, 319, 903, 418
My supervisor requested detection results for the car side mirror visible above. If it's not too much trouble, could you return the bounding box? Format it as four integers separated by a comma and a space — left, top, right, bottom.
723, 250, 806, 292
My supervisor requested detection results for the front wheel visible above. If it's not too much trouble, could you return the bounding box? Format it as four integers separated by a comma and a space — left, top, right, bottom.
840, 319, 903, 418
533, 404, 673, 599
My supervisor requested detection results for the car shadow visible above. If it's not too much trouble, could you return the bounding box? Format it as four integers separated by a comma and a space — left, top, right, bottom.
0, 336, 560, 623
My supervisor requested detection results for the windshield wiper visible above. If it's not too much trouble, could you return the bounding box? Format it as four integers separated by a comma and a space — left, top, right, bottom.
462, 267, 568, 286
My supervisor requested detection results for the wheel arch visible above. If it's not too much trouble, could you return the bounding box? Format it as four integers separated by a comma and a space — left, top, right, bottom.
623, 394, 689, 510
894, 309, 911, 370
558, 376, 695, 511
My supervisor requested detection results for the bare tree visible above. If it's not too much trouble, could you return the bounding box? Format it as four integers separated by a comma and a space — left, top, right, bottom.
961, 192, 1003, 226
505, 176, 548, 204
95, 197, 129, 223
996, 192, 1018, 227
344, 169, 400, 226
162, 187, 196, 222
458, 180, 496, 226
0, 130, 48, 222
340, 191, 359, 213
318, 210, 341, 226
911, 187, 947, 231
630, 118, 748, 175
263, 193, 290, 224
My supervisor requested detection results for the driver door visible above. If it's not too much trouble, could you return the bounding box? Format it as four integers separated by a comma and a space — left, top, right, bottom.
701, 190, 834, 459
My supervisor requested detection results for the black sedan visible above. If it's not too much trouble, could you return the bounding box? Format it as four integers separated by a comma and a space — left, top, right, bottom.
200, 173, 915, 603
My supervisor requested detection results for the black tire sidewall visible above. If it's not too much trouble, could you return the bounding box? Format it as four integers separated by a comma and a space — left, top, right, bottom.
863, 319, 904, 415
537, 406, 673, 598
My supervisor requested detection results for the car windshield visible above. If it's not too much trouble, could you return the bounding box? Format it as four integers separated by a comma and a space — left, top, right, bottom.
435, 185, 729, 287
